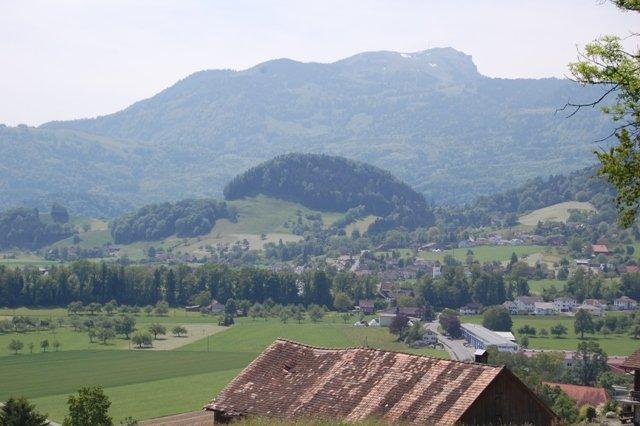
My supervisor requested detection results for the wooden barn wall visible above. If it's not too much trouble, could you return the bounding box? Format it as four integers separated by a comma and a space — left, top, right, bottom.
459, 372, 559, 426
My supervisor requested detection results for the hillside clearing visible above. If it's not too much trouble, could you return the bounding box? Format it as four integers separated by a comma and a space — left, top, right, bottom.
519, 201, 596, 226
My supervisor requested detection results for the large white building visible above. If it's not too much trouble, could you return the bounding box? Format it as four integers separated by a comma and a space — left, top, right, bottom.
461, 323, 519, 352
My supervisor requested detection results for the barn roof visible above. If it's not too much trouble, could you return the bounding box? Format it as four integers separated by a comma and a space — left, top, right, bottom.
622, 347, 640, 370
205, 339, 506, 424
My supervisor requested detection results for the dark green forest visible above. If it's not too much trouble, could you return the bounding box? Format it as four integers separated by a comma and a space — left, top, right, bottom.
109, 199, 235, 244
0, 208, 73, 250
224, 153, 434, 232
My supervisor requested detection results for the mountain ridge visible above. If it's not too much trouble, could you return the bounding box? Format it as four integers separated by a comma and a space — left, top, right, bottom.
1, 47, 613, 213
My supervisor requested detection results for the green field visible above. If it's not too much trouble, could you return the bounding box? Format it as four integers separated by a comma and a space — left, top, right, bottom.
418, 245, 546, 263
464, 314, 640, 355
518, 201, 596, 226
0, 309, 446, 422
528, 279, 566, 295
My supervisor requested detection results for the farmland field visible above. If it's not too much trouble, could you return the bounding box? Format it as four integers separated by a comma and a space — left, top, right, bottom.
463, 314, 639, 356
518, 201, 596, 226
0, 309, 446, 422
418, 245, 546, 263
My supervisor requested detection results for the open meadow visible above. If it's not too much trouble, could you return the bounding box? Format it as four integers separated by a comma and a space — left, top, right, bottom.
417, 245, 548, 263
0, 308, 446, 423
518, 201, 596, 226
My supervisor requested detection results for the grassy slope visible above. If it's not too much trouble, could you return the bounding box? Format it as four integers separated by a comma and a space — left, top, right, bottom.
345, 215, 378, 236
518, 201, 595, 226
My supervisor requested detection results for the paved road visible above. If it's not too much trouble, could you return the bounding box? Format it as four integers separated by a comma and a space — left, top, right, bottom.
426, 321, 474, 361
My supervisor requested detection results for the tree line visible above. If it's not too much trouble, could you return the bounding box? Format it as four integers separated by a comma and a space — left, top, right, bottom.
0, 261, 379, 308
109, 198, 235, 244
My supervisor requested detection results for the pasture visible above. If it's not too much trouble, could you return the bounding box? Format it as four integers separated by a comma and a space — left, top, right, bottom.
1, 308, 446, 422
518, 201, 596, 226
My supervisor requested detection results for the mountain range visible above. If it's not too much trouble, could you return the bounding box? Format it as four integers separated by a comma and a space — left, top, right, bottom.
0, 47, 612, 215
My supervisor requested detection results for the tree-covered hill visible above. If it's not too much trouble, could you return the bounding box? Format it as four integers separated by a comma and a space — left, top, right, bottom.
0, 47, 611, 215
223, 153, 434, 232
0, 207, 73, 249
109, 199, 235, 244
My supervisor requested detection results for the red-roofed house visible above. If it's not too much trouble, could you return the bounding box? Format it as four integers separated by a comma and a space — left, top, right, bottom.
544, 382, 608, 408
592, 244, 610, 256
627, 265, 640, 274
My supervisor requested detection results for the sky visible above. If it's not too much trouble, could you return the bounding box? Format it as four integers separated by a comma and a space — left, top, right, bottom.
0, 0, 637, 126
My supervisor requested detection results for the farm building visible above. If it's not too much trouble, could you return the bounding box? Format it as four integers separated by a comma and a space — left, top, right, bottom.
461, 323, 519, 352
205, 339, 559, 425
614, 296, 638, 311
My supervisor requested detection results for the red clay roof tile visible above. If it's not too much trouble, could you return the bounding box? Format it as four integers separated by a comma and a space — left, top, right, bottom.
205, 339, 505, 424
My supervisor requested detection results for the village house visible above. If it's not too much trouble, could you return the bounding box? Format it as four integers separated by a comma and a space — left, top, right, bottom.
357, 299, 375, 315
201, 300, 225, 315
206, 339, 559, 425
534, 302, 556, 316
416, 328, 438, 346
553, 296, 577, 313
543, 382, 608, 408
502, 300, 518, 315
626, 265, 640, 274
615, 296, 638, 311
592, 244, 610, 256
576, 304, 603, 316
514, 295, 543, 314
459, 302, 483, 315
583, 298, 608, 310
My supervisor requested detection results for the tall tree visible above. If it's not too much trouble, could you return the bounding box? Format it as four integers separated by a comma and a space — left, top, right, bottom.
0, 397, 49, 426
567, 1, 640, 226
63, 386, 113, 426
574, 309, 595, 339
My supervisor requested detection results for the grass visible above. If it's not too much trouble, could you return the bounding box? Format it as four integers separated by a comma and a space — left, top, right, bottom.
178, 315, 447, 358
0, 350, 252, 423
418, 245, 545, 263
518, 201, 595, 226
528, 279, 566, 295
0, 308, 447, 422
463, 314, 640, 355
345, 215, 378, 236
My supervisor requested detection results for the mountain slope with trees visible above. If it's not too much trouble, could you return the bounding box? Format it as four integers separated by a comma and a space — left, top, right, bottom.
0, 207, 73, 249
438, 165, 619, 228
223, 153, 434, 232
0, 48, 612, 215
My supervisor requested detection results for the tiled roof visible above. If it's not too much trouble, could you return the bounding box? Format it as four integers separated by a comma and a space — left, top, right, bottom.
206, 339, 504, 424
544, 382, 608, 407
592, 244, 609, 253
622, 347, 640, 370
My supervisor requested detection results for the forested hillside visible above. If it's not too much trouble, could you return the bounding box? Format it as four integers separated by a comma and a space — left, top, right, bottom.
224, 153, 434, 232
109, 199, 235, 244
0, 48, 612, 215
438, 166, 618, 227
0, 207, 73, 249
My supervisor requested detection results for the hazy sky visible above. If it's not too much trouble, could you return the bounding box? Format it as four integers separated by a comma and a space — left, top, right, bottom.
1, 0, 637, 126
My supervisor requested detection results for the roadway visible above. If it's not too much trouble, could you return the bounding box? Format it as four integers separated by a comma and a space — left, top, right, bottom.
426, 321, 474, 361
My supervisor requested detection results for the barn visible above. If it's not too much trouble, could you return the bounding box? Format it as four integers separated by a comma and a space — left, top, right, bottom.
205, 338, 559, 425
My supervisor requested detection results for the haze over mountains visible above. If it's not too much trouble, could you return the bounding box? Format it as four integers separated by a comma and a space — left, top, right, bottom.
1, 47, 611, 215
